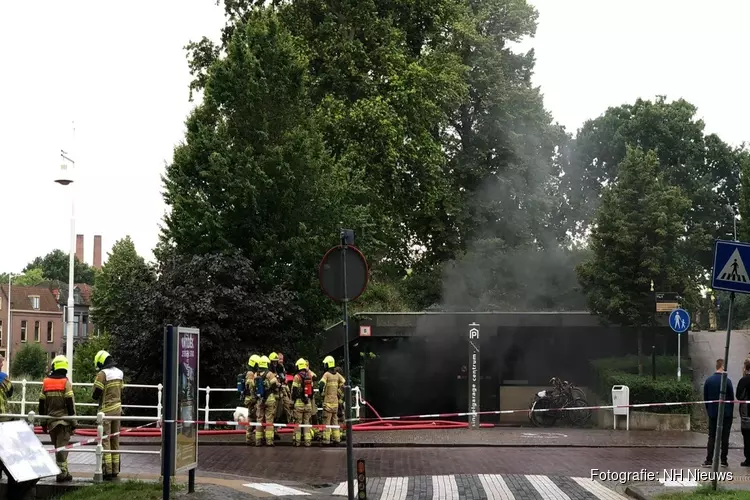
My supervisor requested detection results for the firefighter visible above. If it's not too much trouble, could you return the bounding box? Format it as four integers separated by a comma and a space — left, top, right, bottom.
39, 355, 76, 482
243, 354, 261, 445
92, 350, 124, 479
270, 352, 292, 439
254, 355, 279, 446
319, 356, 346, 445
292, 358, 314, 447
0, 353, 13, 422
307, 362, 319, 441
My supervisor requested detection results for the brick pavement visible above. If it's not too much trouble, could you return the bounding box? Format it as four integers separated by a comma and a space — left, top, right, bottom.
64, 445, 748, 484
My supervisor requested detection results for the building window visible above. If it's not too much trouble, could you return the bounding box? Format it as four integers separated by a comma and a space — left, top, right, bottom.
20, 321, 27, 342
47, 322, 54, 343
82, 314, 89, 337
30, 296, 40, 310
34, 321, 40, 342
73, 314, 80, 338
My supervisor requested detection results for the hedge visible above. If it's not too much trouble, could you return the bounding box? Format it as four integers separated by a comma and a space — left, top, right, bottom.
591, 356, 693, 414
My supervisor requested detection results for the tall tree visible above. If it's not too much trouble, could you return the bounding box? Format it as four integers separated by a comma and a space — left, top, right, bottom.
91, 236, 158, 381
166, 8, 343, 331
576, 146, 693, 374
24, 249, 96, 285
564, 97, 746, 274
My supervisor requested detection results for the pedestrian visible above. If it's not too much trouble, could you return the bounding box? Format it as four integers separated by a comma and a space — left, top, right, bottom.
703, 358, 734, 467
737, 358, 750, 466
92, 350, 124, 480
319, 356, 345, 445
39, 355, 76, 482
292, 359, 313, 447
254, 356, 279, 446
243, 355, 260, 445
0, 354, 14, 422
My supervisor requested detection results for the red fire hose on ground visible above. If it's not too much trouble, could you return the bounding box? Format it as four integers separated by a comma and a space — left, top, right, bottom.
35, 400, 493, 437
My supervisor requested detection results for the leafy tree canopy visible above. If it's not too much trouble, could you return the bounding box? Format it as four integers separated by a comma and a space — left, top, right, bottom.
11, 343, 48, 379
23, 249, 96, 285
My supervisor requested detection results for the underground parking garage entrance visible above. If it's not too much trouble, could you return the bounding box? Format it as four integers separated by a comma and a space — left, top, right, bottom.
322, 312, 683, 424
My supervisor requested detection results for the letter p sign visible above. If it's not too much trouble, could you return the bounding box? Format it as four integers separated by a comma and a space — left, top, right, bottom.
469, 326, 479, 339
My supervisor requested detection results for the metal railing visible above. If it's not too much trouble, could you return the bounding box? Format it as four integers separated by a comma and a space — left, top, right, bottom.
1, 411, 160, 483
8, 379, 363, 428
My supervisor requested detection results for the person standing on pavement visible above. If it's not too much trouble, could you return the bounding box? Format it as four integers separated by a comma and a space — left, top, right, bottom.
254, 355, 279, 446
292, 358, 313, 447
92, 350, 124, 479
736, 358, 750, 466
243, 354, 260, 445
319, 356, 346, 445
0, 354, 14, 421
703, 358, 734, 467
39, 355, 76, 483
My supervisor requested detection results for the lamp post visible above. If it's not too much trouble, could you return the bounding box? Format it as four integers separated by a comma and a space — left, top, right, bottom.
56, 149, 76, 383
4, 273, 12, 375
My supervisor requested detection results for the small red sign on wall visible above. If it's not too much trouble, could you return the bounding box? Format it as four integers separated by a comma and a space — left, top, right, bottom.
359, 325, 371, 337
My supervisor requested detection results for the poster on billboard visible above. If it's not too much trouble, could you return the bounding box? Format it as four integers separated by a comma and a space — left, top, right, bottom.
174, 326, 199, 474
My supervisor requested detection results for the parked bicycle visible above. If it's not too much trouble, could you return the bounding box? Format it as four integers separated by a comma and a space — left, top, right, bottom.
529, 377, 591, 428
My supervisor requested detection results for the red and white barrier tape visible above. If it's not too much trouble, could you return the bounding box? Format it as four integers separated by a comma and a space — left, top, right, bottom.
354, 398, 750, 422
49, 420, 159, 453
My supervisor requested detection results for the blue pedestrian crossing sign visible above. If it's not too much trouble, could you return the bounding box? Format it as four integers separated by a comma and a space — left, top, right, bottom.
669, 308, 690, 334
712, 240, 750, 294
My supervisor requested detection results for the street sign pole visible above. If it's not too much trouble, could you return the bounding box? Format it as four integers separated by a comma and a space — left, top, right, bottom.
709, 237, 750, 489
677, 333, 681, 381
340, 231, 355, 500
668, 309, 689, 381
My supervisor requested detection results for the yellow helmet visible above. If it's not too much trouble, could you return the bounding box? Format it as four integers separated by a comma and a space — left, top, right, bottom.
248, 354, 260, 369
323, 356, 335, 368
258, 355, 270, 369
52, 355, 69, 372
295, 358, 308, 370
268, 352, 279, 362
94, 350, 110, 369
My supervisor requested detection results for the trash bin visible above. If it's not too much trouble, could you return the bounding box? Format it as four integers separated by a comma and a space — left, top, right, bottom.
611, 385, 630, 430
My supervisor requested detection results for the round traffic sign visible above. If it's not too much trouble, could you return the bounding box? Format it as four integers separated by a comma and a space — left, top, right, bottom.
669, 308, 690, 334
319, 245, 369, 302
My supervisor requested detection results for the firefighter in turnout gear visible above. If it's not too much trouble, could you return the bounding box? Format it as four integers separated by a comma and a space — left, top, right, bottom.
269, 352, 290, 441
243, 354, 261, 445
92, 350, 124, 479
319, 356, 346, 444
254, 355, 279, 446
291, 358, 314, 446
39, 355, 76, 482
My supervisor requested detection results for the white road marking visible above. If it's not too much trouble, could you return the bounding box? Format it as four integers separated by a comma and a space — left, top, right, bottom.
526, 475, 571, 500
478, 474, 515, 500
432, 475, 459, 500
333, 480, 359, 496
572, 477, 629, 500
380, 476, 409, 500
243, 483, 311, 496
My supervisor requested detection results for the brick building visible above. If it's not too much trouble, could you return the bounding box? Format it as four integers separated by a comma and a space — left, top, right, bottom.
0, 285, 64, 368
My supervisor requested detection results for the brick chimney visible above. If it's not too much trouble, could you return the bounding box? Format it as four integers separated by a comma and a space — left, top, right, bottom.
76, 234, 84, 263
93, 235, 102, 270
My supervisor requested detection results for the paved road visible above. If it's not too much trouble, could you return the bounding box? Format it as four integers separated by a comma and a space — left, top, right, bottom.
67, 445, 749, 484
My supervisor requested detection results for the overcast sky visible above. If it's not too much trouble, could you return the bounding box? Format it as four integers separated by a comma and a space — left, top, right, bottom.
0, 0, 747, 274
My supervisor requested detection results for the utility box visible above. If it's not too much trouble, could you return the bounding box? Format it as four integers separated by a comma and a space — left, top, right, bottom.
612, 385, 630, 430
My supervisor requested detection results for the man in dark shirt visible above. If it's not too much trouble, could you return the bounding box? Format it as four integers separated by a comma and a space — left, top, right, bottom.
704, 358, 734, 467
736, 358, 750, 466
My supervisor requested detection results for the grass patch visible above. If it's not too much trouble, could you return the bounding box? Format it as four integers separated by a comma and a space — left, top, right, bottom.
657, 485, 750, 500
55, 480, 182, 500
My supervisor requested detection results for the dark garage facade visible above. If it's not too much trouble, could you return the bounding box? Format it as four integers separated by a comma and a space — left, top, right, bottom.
322, 312, 685, 423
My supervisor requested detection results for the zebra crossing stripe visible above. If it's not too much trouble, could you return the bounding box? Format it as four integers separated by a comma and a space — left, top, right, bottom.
243, 483, 311, 496
572, 477, 629, 500
478, 474, 515, 500
380, 477, 409, 500
526, 475, 572, 500
332, 475, 624, 499
432, 475, 459, 499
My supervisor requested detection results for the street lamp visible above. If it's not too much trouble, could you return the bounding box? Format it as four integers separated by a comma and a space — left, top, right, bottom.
4, 273, 13, 375
56, 149, 76, 383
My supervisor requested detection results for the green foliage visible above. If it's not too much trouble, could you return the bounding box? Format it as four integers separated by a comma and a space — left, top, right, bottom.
11, 344, 48, 379
24, 249, 96, 285
591, 356, 693, 414
57, 479, 180, 500
11, 268, 46, 286
577, 147, 693, 328
73, 333, 111, 383
657, 484, 750, 500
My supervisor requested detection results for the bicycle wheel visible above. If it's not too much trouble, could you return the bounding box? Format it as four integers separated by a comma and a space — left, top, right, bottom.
531, 397, 558, 427
565, 398, 592, 427
571, 386, 586, 400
